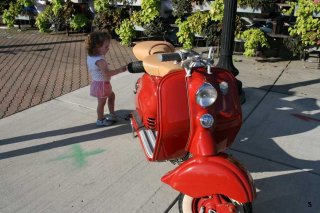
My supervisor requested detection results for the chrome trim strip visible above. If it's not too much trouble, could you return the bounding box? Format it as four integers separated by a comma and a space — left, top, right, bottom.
139, 130, 153, 158
146, 130, 156, 148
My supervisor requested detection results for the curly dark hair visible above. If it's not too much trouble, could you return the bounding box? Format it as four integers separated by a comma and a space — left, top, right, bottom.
85, 31, 112, 56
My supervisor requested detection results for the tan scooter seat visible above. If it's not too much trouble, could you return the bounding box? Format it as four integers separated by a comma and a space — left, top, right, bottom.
133, 41, 175, 60
133, 41, 182, 77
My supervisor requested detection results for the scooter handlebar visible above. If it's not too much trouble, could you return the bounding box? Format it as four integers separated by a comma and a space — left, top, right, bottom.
157, 53, 182, 62
127, 61, 145, 73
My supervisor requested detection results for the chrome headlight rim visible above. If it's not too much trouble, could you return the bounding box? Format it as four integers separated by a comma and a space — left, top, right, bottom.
195, 82, 217, 108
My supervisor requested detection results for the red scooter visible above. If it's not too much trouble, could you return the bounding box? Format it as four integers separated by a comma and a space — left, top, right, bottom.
128, 41, 256, 213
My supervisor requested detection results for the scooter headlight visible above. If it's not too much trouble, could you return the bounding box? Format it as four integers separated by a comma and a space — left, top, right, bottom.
196, 83, 217, 107
200, 114, 214, 128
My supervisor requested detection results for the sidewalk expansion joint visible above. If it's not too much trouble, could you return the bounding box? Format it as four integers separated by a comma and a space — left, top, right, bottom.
164, 194, 180, 213
55, 98, 96, 111
243, 60, 292, 124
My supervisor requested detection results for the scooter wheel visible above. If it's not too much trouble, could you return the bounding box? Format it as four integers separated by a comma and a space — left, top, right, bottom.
178, 193, 252, 213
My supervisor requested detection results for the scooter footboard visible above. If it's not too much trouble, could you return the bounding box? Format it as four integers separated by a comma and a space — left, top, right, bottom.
161, 153, 256, 203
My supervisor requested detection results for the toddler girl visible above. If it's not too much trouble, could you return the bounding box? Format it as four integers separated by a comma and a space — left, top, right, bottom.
85, 31, 127, 126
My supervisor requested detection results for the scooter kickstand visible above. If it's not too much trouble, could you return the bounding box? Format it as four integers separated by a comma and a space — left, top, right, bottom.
130, 120, 138, 138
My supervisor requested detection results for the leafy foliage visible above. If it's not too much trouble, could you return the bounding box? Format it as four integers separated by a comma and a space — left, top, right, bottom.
140, 0, 160, 24
236, 28, 270, 57
209, 0, 224, 22
175, 0, 224, 49
1, 0, 35, 28
0, 0, 11, 14
176, 14, 204, 49
116, 0, 160, 45
129, 0, 160, 26
130, 10, 144, 26
115, 18, 136, 46
19, 0, 35, 7
187, 11, 211, 35
2, 2, 23, 28
35, 5, 52, 32
193, 0, 205, 5
34, 0, 74, 32
94, 0, 134, 12
202, 21, 223, 47
238, 0, 275, 9
51, 0, 63, 16
284, 0, 320, 47
94, 7, 123, 32
143, 17, 165, 37
283, 37, 304, 57
176, 18, 195, 49
51, 0, 74, 31
172, 0, 192, 18
94, 0, 111, 13
70, 13, 89, 31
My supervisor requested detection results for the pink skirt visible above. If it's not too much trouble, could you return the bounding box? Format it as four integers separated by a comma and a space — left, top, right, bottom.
90, 81, 112, 98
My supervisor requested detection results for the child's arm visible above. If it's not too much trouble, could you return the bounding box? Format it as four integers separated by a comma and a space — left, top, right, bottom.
96, 59, 126, 77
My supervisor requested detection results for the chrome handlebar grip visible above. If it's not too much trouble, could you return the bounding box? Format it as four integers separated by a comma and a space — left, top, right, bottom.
158, 47, 214, 77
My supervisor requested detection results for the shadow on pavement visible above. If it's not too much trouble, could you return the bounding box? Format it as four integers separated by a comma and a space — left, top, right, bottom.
0, 39, 85, 49
261, 78, 320, 95
230, 79, 320, 212
0, 123, 100, 146
0, 48, 52, 54
0, 110, 133, 160
237, 79, 320, 170
0, 122, 131, 160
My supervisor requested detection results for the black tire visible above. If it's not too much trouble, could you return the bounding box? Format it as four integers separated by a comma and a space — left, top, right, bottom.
178, 193, 252, 213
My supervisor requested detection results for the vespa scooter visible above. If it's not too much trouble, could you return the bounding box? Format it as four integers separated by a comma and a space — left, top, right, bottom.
128, 41, 256, 213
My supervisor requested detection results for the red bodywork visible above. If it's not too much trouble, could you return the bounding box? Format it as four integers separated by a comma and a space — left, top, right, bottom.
161, 153, 256, 203
132, 67, 242, 160
131, 66, 256, 204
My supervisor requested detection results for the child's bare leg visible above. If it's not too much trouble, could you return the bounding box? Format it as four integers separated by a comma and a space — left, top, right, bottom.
107, 92, 115, 115
97, 98, 107, 120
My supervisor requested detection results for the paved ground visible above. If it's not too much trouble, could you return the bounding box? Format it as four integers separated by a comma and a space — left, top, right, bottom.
0, 28, 320, 213
0, 29, 136, 119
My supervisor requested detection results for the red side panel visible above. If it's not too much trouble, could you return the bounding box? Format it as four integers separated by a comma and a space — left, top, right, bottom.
161, 154, 256, 203
154, 71, 190, 161
134, 74, 161, 129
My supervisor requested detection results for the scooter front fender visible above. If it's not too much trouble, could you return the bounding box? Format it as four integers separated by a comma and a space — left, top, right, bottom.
161, 154, 256, 203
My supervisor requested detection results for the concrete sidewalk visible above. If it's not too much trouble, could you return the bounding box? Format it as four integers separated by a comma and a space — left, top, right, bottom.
0, 54, 319, 212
